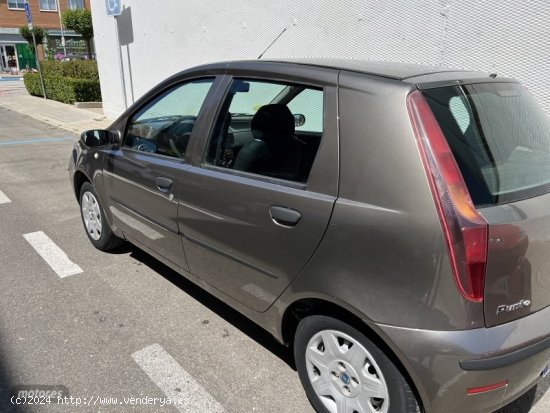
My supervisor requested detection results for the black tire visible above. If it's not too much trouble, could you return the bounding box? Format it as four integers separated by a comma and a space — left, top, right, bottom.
79, 182, 123, 251
294, 315, 421, 413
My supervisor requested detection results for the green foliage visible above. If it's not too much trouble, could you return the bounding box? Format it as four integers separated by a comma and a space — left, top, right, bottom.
45, 48, 55, 61
62, 9, 94, 56
23, 72, 42, 96
71, 78, 102, 102
18, 27, 46, 52
24, 61, 102, 103
62, 9, 93, 40
40, 60, 99, 81
44, 75, 76, 103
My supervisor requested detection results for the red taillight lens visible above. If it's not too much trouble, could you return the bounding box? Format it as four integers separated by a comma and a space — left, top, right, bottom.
467, 380, 508, 395
407, 90, 488, 302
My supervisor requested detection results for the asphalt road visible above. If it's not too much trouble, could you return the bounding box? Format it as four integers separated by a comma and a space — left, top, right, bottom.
0, 106, 548, 413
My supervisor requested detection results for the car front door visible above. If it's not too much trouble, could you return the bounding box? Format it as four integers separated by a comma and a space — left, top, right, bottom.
104, 77, 217, 271
177, 67, 339, 311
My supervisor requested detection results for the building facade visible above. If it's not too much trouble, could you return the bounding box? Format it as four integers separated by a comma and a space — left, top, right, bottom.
90, 0, 550, 120
0, 0, 90, 73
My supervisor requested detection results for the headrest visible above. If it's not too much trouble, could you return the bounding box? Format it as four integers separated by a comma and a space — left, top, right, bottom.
251, 104, 295, 142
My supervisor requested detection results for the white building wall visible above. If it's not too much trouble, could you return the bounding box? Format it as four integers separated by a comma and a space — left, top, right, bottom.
90, 0, 550, 119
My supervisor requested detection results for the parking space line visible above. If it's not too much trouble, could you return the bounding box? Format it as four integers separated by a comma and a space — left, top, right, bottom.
132, 344, 224, 413
0, 190, 10, 204
23, 231, 83, 278
0, 137, 74, 147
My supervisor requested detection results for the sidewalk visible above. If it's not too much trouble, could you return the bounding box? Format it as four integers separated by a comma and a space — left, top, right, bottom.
0, 80, 112, 134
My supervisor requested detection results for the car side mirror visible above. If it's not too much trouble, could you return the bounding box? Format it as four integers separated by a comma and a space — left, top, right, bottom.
293, 114, 305, 127
80, 129, 117, 148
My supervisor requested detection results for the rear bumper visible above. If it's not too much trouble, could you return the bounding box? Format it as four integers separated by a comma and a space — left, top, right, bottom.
377, 305, 550, 413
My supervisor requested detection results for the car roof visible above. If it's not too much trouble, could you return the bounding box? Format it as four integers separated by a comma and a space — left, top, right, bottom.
226, 58, 500, 84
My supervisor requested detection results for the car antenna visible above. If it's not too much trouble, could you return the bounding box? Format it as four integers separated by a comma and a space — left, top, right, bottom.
258, 28, 287, 59
489, 73, 497, 78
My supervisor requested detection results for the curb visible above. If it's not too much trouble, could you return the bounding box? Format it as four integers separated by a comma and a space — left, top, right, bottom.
0, 101, 111, 135
74, 102, 103, 109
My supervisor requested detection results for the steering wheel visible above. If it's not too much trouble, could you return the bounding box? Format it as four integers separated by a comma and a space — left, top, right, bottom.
159, 115, 197, 158
169, 133, 191, 159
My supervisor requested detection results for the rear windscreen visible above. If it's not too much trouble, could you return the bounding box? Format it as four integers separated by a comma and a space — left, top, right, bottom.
422, 83, 550, 207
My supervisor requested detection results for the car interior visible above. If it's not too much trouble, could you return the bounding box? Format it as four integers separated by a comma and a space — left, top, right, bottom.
206, 80, 324, 183
123, 78, 324, 184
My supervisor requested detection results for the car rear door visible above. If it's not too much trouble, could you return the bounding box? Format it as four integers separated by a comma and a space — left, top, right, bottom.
104, 77, 219, 271
177, 64, 339, 312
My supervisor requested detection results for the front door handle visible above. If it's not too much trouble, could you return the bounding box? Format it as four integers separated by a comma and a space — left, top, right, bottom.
269, 206, 301, 228
156, 177, 173, 192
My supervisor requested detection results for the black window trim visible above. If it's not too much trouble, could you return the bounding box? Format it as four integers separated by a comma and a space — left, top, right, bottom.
198, 75, 326, 190
202, 164, 307, 190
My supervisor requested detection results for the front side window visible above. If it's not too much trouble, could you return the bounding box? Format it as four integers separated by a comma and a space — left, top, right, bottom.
68, 0, 84, 9
8, 0, 25, 9
124, 78, 214, 159
39, 0, 57, 11
205, 79, 324, 184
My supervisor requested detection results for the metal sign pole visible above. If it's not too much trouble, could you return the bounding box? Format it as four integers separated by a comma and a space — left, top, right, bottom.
105, 1, 126, 110
56, 0, 67, 57
31, 32, 46, 99
24, 0, 46, 99
114, 15, 128, 110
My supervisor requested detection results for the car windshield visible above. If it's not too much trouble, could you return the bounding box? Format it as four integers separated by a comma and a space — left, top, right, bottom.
423, 82, 550, 206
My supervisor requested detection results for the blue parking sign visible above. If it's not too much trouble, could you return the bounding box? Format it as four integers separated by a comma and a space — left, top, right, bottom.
105, 0, 122, 16
24, 2, 32, 24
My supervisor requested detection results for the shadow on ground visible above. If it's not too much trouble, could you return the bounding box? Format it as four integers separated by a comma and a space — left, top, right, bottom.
0, 349, 14, 411
0, 331, 31, 413
121, 244, 296, 369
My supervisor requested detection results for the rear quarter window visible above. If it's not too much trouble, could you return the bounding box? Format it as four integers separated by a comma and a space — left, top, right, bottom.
422, 83, 550, 206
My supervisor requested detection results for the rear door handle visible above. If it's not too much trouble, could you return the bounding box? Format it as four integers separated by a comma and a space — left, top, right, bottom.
156, 177, 173, 192
269, 206, 301, 227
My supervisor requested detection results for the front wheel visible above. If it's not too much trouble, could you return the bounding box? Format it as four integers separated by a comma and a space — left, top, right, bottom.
294, 315, 421, 413
79, 182, 123, 251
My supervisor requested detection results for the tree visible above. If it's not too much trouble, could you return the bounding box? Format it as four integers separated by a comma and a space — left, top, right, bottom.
62, 9, 94, 57
19, 26, 46, 53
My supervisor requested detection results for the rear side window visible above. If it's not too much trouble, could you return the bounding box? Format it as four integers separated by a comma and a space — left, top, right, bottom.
423, 83, 550, 206
204, 79, 324, 184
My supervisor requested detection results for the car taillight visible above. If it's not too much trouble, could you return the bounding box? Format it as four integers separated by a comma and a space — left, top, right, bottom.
407, 90, 488, 302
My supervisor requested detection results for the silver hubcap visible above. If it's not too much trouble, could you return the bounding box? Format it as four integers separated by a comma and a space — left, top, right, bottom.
81, 191, 102, 241
305, 330, 389, 413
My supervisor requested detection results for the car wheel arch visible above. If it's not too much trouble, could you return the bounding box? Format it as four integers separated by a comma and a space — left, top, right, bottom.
74, 169, 118, 235
280, 297, 427, 412
73, 170, 90, 201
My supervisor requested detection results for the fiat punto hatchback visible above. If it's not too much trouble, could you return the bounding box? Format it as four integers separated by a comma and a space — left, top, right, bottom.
69, 59, 550, 413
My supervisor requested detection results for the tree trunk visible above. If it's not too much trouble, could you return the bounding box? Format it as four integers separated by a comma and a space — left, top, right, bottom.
36, 44, 45, 61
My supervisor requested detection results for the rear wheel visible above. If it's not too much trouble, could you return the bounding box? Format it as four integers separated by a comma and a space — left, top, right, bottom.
79, 182, 123, 251
294, 315, 420, 413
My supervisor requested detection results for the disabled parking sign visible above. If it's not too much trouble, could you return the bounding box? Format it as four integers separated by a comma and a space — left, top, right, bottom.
23, 1, 33, 29
105, 0, 122, 16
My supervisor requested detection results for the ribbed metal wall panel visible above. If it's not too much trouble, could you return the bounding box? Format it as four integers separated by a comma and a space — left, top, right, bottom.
91, 0, 550, 117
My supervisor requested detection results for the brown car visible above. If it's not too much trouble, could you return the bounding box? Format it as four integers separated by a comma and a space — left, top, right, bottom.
70, 59, 550, 413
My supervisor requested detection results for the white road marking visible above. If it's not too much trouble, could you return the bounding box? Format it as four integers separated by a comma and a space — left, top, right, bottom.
0, 190, 11, 204
132, 344, 224, 413
23, 231, 83, 278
